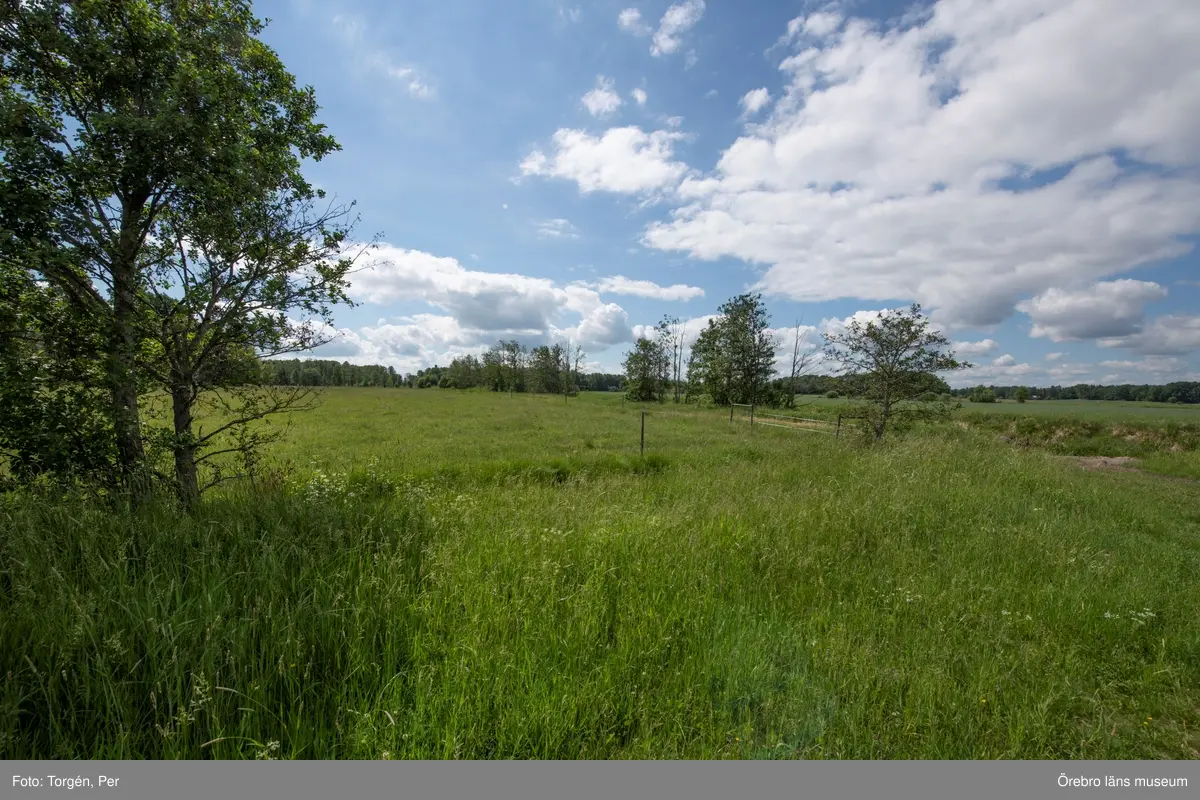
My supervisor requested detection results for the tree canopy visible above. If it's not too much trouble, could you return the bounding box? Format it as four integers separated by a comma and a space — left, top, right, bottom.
686, 293, 778, 406
1, 0, 356, 504
823, 304, 968, 440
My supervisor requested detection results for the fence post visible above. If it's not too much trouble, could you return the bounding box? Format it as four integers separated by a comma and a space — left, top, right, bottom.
640, 408, 646, 456
750, 404, 755, 429
836, 415, 842, 438
729, 405, 734, 424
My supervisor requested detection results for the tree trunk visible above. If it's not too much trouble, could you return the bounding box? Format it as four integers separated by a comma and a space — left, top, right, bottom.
876, 395, 891, 441
170, 381, 199, 510
109, 248, 148, 501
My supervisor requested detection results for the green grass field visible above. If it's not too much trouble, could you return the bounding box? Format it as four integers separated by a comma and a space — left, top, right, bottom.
3, 388, 1199, 759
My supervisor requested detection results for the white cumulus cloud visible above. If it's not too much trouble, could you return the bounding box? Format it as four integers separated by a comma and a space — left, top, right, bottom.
639, 0, 1200, 328
739, 88, 772, 118
952, 339, 999, 357
520, 127, 691, 195
652, 0, 706, 57
620, 2, 706, 58
1098, 314, 1200, 356
1019, 280, 1168, 342
593, 275, 704, 301
344, 245, 640, 351
618, 8, 652, 36
582, 75, 623, 118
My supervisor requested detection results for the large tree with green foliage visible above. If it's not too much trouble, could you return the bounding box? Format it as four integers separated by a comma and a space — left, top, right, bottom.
1, 0, 350, 502
823, 304, 969, 440
687, 293, 778, 406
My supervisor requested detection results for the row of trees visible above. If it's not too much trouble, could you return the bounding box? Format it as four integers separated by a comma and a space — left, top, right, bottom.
1, 1, 369, 507
257, 355, 626, 392
623, 297, 813, 405
622, 297, 970, 440
437, 340, 587, 394
262, 360, 403, 388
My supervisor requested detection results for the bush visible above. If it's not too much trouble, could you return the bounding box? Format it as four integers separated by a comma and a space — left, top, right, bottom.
824, 390, 840, 399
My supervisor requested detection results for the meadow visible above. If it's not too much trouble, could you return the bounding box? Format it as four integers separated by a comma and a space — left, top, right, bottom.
2, 388, 1199, 759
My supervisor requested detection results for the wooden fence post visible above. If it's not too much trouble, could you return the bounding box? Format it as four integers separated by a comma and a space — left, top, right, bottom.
730, 405, 734, 424
640, 408, 646, 456
836, 415, 842, 438
750, 404, 755, 429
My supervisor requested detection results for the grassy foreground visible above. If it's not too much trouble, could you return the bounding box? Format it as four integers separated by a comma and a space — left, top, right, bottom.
2, 389, 1199, 759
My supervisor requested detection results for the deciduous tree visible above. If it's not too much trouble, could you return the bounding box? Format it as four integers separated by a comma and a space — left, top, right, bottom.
1, 0, 343, 502
687, 294, 777, 406
622, 337, 668, 402
822, 304, 969, 440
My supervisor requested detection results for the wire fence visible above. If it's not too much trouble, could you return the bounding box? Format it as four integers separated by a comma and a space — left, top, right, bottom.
622, 402, 851, 459
730, 403, 843, 436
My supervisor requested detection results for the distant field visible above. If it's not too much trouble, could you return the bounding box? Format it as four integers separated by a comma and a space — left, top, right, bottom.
787, 394, 1200, 422
956, 399, 1200, 420
4, 387, 1200, 759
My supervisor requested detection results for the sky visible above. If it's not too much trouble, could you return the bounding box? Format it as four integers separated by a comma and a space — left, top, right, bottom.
260, 0, 1200, 387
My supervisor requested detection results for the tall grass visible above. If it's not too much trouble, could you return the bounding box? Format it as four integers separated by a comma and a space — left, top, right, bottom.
2, 390, 1199, 758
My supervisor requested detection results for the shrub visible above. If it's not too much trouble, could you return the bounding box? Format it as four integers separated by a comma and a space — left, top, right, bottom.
969, 387, 997, 403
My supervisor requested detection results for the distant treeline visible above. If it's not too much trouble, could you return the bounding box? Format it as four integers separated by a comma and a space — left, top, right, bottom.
779, 377, 1200, 405
261, 359, 1200, 405
950, 382, 1200, 404
261, 357, 623, 393
261, 359, 404, 387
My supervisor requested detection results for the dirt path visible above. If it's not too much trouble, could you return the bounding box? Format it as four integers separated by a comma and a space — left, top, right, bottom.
1073, 456, 1141, 473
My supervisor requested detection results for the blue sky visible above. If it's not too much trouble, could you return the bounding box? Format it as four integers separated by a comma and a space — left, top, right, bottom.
261, 0, 1200, 386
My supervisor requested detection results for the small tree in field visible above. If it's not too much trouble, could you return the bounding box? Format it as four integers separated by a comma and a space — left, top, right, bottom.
786, 319, 820, 409
655, 315, 685, 403
1015, 386, 1029, 404
622, 337, 668, 402
823, 304, 970, 441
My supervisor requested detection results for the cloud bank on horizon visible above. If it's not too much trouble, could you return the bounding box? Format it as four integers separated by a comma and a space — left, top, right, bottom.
269, 0, 1200, 387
